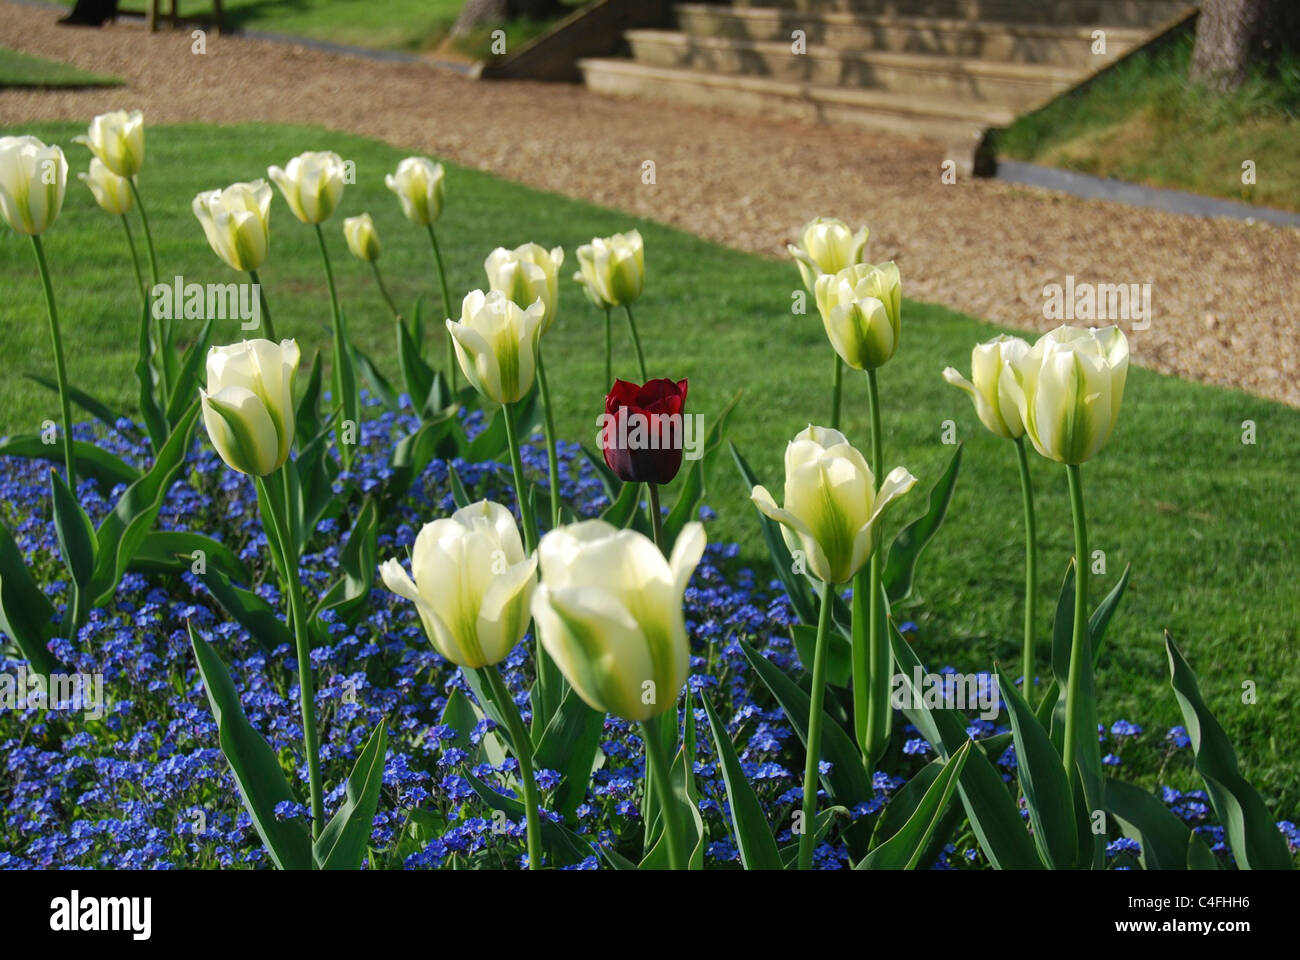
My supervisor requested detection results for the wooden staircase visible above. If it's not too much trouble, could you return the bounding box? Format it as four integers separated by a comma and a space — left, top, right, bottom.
579, 1, 1195, 154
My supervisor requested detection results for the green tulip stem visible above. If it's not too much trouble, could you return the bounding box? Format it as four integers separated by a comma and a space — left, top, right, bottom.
482, 666, 544, 869
536, 349, 562, 530
126, 177, 168, 401
647, 482, 665, 554
1013, 437, 1038, 700
257, 471, 324, 841
831, 355, 843, 430
248, 270, 276, 342
1062, 463, 1089, 800
126, 178, 159, 287
799, 583, 835, 871
120, 214, 146, 309
622, 303, 648, 381
368, 260, 401, 323
313, 224, 352, 470
425, 225, 455, 388
864, 367, 890, 768
603, 308, 613, 389
640, 717, 686, 870
30, 236, 75, 488
503, 401, 537, 553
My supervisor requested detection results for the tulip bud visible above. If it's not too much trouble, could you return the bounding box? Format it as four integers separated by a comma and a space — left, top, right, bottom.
446, 290, 545, 405
200, 339, 300, 476
0, 136, 67, 236
574, 230, 644, 307
787, 217, 868, 292
600, 378, 688, 485
74, 109, 144, 179
385, 156, 445, 226
485, 243, 564, 334
267, 151, 346, 225
380, 500, 537, 669
814, 261, 902, 371
942, 334, 1030, 440
1001, 325, 1129, 465
193, 180, 272, 273
751, 425, 916, 584
531, 520, 706, 722
343, 213, 381, 263
78, 157, 133, 216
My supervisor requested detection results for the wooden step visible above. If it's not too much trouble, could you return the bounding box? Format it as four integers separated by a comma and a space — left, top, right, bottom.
625, 29, 1079, 109
728, 0, 1193, 29
673, 4, 1149, 68
578, 56, 1015, 143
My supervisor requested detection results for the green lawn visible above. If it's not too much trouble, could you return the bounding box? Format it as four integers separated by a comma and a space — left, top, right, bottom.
49, 1, 579, 55
996, 31, 1300, 213
0, 46, 120, 88
3, 122, 1297, 813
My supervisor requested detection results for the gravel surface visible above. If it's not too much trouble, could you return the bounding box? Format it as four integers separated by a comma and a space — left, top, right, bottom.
2, 3, 1297, 407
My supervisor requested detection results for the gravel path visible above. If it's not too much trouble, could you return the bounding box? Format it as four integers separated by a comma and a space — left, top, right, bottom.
2, 3, 1297, 407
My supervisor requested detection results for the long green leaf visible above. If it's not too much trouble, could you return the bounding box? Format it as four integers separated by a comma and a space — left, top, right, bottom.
882, 443, 962, 602
353, 345, 401, 413
662, 391, 740, 550
465, 773, 593, 867
0, 520, 59, 674
50, 469, 95, 589
730, 443, 816, 625
189, 623, 312, 870
24, 373, 129, 432
88, 403, 200, 606
0, 435, 139, 490
857, 740, 971, 870
1046, 559, 1105, 868
1165, 632, 1293, 870
196, 566, 293, 653
314, 720, 388, 870
311, 498, 378, 625
128, 530, 250, 583
532, 686, 604, 822
891, 625, 1040, 869
1106, 778, 1214, 871
997, 665, 1075, 868
739, 639, 871, 806
792, 622, 852, 688
164, 318, 213, 425
700, 691, 783, 870
134, 300, 167, 453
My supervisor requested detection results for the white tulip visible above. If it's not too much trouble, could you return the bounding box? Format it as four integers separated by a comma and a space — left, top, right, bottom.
531, 520, 706, 722
267, 151, 346, 225
942, 334, 1031, 440
1002, 325, 1129, 464
814, 261, 902, 371
574, 230, 644, 308
446, 289, 545, 404
751, 425, 916, 584
193, 179, 272, 272
787, 217, 868, 293
78, 157, 133, 216
485, 243, 565, 334
0, 136, 67, 236
385, 156, 445, 226
380, 501, 537, 669
200, 339, 300, 476
343, 213, 381, 263
74, 109, 144, 179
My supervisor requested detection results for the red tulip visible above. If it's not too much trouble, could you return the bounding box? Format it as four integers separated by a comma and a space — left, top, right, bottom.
601, 378, 689, 484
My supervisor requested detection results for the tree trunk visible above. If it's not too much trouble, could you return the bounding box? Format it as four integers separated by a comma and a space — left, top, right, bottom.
1190, 0, 1298, 91
59, 0, 119, 26
451, 0, 564, 38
